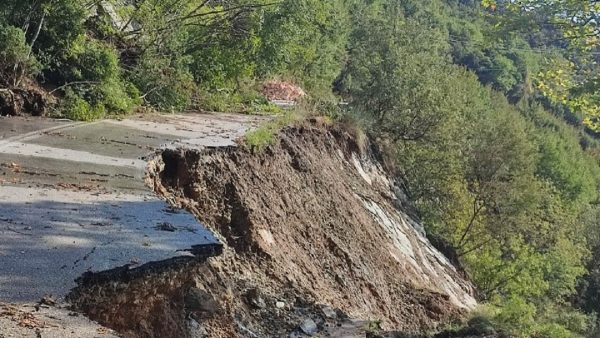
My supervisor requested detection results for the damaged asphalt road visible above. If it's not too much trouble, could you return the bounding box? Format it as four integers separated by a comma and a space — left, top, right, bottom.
0, 113, 262, 304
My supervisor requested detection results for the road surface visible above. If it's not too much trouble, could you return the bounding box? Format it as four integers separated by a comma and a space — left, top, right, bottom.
0, 113, 262, 304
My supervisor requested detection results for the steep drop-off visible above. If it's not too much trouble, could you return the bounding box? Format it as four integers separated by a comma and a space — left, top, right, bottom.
149, 121, 477, 337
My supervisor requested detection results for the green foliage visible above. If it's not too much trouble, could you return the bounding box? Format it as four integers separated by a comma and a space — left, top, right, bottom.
533, 115, 600, 206
130, 52, 195, 112
245, 124, 278, 150
244, 112, 298, 151
333, 3, 600, 337
1, 1, 600, 336
188, 11, 261, 89
65, 36, 119, 82
95, 79, 141, 114
0, 24, 39, 86
258, 0, 350, 94
60, 37, 138, 117
462, 302, 592, 338
480, 0, 600, 130
339, 3, 454, 141
199, 88, 282, 115
60, 89, 106, 121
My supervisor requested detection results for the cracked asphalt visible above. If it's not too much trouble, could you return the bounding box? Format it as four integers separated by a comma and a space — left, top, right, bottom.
0, 113, 263, 303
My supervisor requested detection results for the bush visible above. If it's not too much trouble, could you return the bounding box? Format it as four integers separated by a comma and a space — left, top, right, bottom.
94, 79, 140, 114
58, 36, 140, 116
130, 53, 195, 112
60, 89, 106, 121
244, 112, 298, 151
0, 24, 39, 86
198, 87, 282, 114
65, 36, 120, 82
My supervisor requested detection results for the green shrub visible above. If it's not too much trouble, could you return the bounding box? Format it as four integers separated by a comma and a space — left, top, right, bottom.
130, 53, 195, 112
60, 89, 106, 121
65, 36, 120, 82
244, 112, 298, 151
95, 79, 140, 114
245, 125, 277, 150
59, 36, 140, 115
532, 324, 578, 338
198, 88, 282, 114
0, 24, 39, 86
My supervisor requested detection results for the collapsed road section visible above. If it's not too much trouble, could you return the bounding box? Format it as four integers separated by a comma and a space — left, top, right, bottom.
1, 115, 478, 337
0, 113, 263, 336
148, 120, 477, 337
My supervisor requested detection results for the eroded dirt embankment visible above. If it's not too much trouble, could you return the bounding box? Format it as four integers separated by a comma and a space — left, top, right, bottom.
67, 246, 222, 338
144, 121, 476, 337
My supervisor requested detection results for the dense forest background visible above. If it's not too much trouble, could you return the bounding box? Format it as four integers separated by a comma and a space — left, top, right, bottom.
1, 0, 600, 337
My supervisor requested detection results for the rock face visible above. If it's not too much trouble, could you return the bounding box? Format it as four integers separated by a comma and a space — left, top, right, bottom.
152, 121, 476, 335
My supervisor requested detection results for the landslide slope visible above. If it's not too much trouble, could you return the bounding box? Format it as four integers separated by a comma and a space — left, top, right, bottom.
150, 121, 476, 337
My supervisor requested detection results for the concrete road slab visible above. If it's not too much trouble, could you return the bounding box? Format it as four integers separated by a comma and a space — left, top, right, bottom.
0, 116, 73, 141
0, 112, 262, 303
27, 122, 179, 159
0, 153, 144, 191
0, 186, 218, 302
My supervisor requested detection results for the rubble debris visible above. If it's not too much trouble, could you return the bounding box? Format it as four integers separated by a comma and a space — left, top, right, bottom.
38, 295, 56, 307
261, 80, 306, 101
155, 221, 177, 232
299, 318, 318, 336
321, 306, 337, 319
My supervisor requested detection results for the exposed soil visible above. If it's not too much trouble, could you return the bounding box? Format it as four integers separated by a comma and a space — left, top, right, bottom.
147, 120, 476, 337
68, 246, 222, 338
0, 83, 50, 117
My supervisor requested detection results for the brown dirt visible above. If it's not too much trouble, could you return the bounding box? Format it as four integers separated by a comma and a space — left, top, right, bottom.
68, 249, 221, 338
148, 121, 475, 337
0, 81, 51, 117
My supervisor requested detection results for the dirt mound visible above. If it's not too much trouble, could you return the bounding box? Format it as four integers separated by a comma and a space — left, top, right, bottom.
149, 122, 476, 337
0, 83, 49, 117
261, 80, 306, 101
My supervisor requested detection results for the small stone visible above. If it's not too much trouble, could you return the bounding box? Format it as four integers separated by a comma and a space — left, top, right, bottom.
276, 301, 285, 309
245, 288, 266, 309
187, 318, 208, 338
289, 331, 303, 338
321, 306, 337, 319
185, 288, 219, 315
39, 295, 56, 306
300, 318, 318, 336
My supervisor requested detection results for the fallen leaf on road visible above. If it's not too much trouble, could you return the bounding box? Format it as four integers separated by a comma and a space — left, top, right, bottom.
8, 162, 21, 173
97, 327, 111, 335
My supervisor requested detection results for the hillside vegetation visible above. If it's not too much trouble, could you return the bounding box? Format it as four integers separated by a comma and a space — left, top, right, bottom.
1, 0, 600, 337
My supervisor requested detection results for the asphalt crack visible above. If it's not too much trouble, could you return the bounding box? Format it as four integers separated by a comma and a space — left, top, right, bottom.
72, 247, 97, 268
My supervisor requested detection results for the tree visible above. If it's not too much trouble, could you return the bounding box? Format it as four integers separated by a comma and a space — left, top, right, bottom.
257, 0, 350, 95
482, 0, 600, 49
482, 0, 600, 131
0, 24, 39, 87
